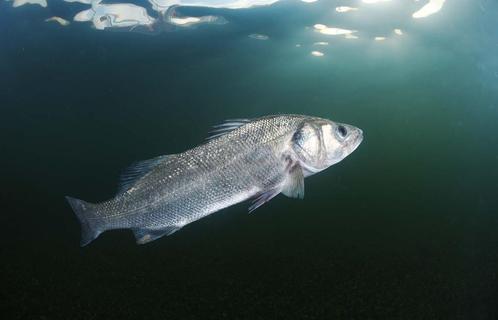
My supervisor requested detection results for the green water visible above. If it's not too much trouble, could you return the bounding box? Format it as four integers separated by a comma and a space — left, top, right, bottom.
1, 0, 497, 318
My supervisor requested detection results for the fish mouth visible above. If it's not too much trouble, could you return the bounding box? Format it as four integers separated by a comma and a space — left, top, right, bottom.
349, 128, 363, 153
357, 129, 364, 143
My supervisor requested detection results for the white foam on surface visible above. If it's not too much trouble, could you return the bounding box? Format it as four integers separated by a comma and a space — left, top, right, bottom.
314, 24, 356, 36
335, 6, 358, 13
45, 16, 70, 26
362, 0, 391, 3
412, 0, 446, 19
148, 0, 280, 12
72, 1, 155, 30
248, 34, 270, 40
11, 0, 47, 7
311, 51, 324, 57
63, 0, 93, 4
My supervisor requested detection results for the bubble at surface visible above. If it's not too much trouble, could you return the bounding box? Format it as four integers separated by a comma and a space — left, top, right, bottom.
412, 0, 446, 19
311, 51, 324, 57
45, 17, 70, 26
249, 34, 270, 40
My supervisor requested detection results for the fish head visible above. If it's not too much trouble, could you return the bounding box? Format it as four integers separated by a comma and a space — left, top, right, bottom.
291, 118, 363, 174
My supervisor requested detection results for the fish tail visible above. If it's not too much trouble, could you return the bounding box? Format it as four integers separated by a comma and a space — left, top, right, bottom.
65, 196, 103, 247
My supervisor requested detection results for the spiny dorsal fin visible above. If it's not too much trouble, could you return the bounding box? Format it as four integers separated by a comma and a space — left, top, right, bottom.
118, 154, 172, 194
206, 118, 251, 141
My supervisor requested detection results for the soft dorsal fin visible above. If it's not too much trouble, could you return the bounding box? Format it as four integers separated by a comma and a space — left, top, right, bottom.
118, 154, 172, 194
206, 118, 251, 140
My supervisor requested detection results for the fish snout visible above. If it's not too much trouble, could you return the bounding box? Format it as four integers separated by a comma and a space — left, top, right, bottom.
357, 128, 364, 141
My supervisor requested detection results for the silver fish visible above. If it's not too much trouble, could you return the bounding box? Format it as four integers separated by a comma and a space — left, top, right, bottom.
66, 114, 363, 246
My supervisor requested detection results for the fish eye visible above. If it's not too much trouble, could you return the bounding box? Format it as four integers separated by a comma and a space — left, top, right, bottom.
337, 125, 347, 138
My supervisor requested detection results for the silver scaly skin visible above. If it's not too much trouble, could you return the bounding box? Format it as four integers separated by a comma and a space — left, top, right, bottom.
66, 114, 363, 246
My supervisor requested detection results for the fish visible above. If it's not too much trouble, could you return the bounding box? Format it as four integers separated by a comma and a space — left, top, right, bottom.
66, 115, 363, 246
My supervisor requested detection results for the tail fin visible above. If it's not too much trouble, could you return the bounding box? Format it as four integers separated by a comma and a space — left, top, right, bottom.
65, 196, 103, 247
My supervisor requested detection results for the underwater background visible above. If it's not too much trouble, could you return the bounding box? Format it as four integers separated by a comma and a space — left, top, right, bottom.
1, 0, 498, 318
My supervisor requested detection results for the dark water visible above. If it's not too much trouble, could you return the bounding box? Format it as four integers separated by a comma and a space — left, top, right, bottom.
1, 0, 498, 319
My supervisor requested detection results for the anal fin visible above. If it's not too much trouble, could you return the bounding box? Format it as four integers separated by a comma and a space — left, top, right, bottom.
133, 226, 181, 245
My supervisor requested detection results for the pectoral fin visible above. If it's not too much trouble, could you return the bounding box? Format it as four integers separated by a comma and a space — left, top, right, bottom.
248, 188, 280, 213
281, 164, 305, 199
248, 163, 305, 213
